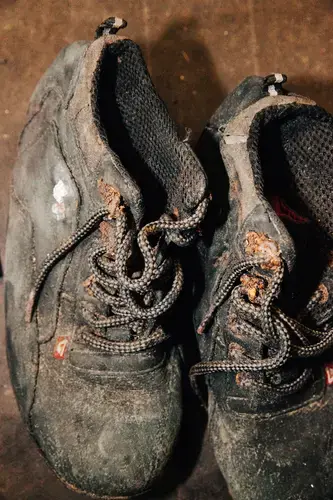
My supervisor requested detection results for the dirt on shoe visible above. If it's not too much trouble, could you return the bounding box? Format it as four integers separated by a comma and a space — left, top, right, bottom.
5, 17, 208, 499
193, 74, 333, 500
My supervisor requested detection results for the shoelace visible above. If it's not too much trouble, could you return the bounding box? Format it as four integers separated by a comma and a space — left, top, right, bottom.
190, 257, 333, 395
26, 197, 208, 354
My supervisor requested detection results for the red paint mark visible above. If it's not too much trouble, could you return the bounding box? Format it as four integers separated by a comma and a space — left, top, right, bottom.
53, 337, 69, 359
271, 196, 309, 224
197, 324, 204, 335
325, 364, 333, 385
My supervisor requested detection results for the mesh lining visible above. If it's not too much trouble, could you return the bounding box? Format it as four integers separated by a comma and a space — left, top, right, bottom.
93, 39, 206, 220
248, 104, 333, 239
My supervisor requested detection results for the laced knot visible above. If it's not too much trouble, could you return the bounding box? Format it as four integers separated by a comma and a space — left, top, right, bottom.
191, 250, 333, 395
26, 190, 208, 354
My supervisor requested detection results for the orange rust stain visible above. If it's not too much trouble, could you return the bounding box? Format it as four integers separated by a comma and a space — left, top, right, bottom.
318, 283, 329, 304
98, 178, 121, 217
173, 207, 179, 219
289, 397, 328, 416
235, 372, 252, 388
82, 275, 95, 296
240, 274, 266, 303
145, 224, 157, 234
245, 231, 281, 270
99, 220, 111, 239
230, 179, 241, 199
99, 220, 116, 256
247, 288, 257, 302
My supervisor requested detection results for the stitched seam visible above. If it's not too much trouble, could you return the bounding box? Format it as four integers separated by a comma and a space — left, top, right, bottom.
69, 352, 167, 377
18, 124, 50, 156
19, 87, 63, 152
64, 44, 90, 108
67, 107, 95, 185
23, 200, 40, 425
225, 390, 325, 420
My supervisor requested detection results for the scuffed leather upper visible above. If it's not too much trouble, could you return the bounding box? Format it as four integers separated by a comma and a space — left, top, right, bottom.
194, 77, 333, 500
5, 37, 183, 497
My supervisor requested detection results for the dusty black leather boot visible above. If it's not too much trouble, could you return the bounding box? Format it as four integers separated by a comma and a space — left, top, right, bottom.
193, 74, 333, 500
5, 18, 208, 499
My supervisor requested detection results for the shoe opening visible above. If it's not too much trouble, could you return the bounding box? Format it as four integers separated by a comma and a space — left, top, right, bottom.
93, 39, 206, 221
248, 104, 333, 240
248, 104, 333, 313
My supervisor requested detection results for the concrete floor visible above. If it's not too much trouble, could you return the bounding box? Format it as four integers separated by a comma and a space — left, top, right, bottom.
1, 0, 333, 498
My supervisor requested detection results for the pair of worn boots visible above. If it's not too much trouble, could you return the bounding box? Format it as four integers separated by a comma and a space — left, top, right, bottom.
5, 18, 333, 500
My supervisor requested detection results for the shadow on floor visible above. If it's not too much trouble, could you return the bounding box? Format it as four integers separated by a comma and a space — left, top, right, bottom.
148, 17, 227, 141
287, 76, 333, 113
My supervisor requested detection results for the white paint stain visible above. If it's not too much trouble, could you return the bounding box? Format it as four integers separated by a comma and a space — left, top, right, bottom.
52, 180, 69, 221
268, 84, 278, 97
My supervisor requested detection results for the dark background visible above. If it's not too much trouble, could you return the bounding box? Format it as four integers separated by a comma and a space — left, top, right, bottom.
1, 0, 333, 498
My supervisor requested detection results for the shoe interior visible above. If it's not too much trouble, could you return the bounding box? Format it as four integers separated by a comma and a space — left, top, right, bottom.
94, 39, 204, 221
248, 104, 333, 313
249, 104, 333, 239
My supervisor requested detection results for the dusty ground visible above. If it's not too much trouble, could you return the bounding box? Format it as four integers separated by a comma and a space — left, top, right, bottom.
1, 0, 333, 498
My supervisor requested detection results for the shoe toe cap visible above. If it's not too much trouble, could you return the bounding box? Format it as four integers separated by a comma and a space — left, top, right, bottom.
210, 390, 333, 500
30, 348, 182, 498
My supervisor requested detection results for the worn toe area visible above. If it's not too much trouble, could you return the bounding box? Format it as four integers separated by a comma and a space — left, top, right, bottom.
29, 346, 182, 498
210, 389, 333, 500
